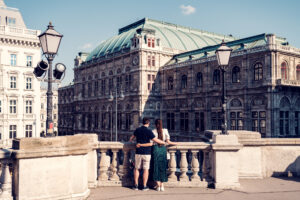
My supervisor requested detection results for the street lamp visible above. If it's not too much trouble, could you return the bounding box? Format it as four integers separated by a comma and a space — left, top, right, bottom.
215, 40, 232, 135
35, 22, 64, 136
109, 88, 124, 141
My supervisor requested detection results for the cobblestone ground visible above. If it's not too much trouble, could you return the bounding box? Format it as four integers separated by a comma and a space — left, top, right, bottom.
88, 177, 300, 200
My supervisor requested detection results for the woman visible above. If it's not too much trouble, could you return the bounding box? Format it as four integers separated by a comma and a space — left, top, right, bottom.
151, 119, 177, 191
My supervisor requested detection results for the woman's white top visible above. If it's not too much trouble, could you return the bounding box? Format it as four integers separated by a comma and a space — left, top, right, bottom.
152, 128, 170, 144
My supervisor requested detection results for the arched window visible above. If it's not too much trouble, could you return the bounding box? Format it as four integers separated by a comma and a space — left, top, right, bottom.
196, 72, 202, 87
296, 65, 300, 80
168, 77, 173, 90
254, 63, 263, 81
181, 75, 187, 89
213, 69, 220, 85
279, 97, 290, 136
232, 66, 240, 83
281, 62, 288, 80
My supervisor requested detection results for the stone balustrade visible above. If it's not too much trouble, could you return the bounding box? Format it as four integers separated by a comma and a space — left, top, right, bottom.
0, 132, 299, 199
96, 142, 211, 187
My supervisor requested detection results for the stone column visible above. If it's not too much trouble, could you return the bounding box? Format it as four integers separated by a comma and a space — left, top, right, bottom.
168, 150, 177, 182
98, 149, 109, 181
190, 150, 200, 182
212, 134, 242, 189
0, 161, 13, 200
179, 150, 188, 181
109, 150, 119, 181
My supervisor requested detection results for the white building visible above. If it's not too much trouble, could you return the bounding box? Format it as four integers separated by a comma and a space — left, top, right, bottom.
0, 0, 41, 146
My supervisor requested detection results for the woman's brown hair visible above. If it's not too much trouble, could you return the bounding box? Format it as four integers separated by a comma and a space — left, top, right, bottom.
155, 119, 163, 141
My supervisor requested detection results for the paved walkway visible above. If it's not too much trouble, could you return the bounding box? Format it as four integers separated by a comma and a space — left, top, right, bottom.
88, 177, 300, 200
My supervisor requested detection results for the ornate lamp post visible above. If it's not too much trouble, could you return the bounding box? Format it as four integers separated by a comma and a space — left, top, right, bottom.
35, 22, 64, 136
215, 40, 232, 135
109, 88, 124, 141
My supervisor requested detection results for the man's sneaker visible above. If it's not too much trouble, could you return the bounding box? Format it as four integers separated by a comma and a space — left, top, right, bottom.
132, 185, 139, 190
156, 186, 161, 191
160, 186, 165, 192
142, 186, 149, 191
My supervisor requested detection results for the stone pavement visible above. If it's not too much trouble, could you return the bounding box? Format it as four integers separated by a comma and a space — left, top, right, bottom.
88, 177, 300, 200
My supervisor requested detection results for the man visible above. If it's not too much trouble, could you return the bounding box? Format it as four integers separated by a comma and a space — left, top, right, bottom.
129, 117, 165, 191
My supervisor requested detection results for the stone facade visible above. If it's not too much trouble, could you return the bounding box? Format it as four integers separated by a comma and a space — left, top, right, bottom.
40, 87, 58, 135
58, 18, 300, 140
0, 0, 41, 146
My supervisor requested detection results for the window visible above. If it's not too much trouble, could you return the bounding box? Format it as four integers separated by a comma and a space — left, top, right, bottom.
101, 112, 106, 129
181, 75, 187, 89
54, 114, 56, 119
54, 103, 57, 109
147, 38, 155, 48
125, 113, 131, 130
26, 77, 32, 89
196, 72, 202, 87
148, 55, 151, 66
25, 100, 32, 114
254, 63, 263, 81
10, 54, 16, 66
281, 62, 288, 80
82, 83, 85, 97
7, 17, 16, 26
81, 114, 86, 129
230, 112, 243, 130
9, 100, 17, 114
147, 74, 155, 91
26, 56, 32, 67
94, 113, 99, 129
152, 56, 155, 67
211, 112, 222, 130
124, 74, 132, 92
297, 65, 300, 80
280, 111, 289, 136
109, 78, 113, 93
232, 66, 240, 83
41, 123, 44, 128
101, 79, 106, 95
152, 39, 155, 48
25, 125, 32, 137
117, 76, 122, 91
94, 81, 99, 96
213, 69, 220, 85
195, 112, 205, 132
88, 82, 92, 96
41, 103, 44, 109
295, 111, 300, 136
252, 111, 266, 137
117, 112, 122, 130
10, 76, 16, 88
168, 77, 173, 90
167, 113, 175, 131
180, 112, 189, 131
9, 125, 17, 139
87, 114, 92, 129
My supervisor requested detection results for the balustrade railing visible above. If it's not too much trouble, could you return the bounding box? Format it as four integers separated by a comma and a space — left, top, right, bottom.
97, 142, 211, 187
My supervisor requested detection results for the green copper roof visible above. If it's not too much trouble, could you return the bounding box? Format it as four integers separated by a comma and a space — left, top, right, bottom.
85, 18, 236, 62
165, 33, 288, 65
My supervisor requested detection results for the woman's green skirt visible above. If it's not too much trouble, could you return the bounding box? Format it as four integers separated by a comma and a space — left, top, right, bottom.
151, 145, 168, 182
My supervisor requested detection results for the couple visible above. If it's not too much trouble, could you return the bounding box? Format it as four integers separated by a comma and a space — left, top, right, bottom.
129, 117, 177, 191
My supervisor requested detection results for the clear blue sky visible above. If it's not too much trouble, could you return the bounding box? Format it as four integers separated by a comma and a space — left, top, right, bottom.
6, 0, 300, 86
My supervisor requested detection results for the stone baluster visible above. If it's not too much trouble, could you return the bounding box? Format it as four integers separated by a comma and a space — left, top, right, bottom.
109, 150, 119, 181
191, 150, 200, 182
168, 150, 177, 181
179, 150, 189, 181
98, 149, 109, 181
122, 149, 130, 179
0, 161, 13, 200
202, 149, 212, 183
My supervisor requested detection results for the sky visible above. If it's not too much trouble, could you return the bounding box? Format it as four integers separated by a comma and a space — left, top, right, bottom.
5, 0, 300, 86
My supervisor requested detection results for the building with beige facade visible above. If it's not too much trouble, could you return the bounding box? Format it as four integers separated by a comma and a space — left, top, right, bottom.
58, 18, 300, 141
0, 0, 42, 146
